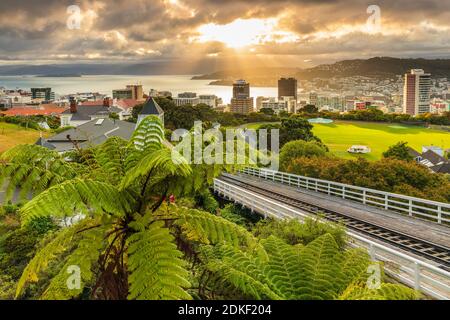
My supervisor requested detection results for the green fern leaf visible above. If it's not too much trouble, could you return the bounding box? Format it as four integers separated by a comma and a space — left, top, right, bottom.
156, 205, 259, 248
41, 225, 107, 300
20, 179, 134, 224
127, 221, 191, 300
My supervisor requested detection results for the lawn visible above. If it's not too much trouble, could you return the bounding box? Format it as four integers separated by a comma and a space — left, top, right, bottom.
241, 121, 449, 160
312, 121, 449, 160
0, 122, 48, 154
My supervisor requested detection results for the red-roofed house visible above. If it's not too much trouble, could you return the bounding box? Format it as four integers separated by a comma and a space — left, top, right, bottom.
114, 99, 144, 118
0, 104, 67, 117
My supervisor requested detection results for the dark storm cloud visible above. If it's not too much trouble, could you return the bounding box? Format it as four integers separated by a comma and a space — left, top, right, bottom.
0, 0, 448, 64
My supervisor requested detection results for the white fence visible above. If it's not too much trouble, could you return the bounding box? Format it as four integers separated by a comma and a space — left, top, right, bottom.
214, 178, 450, 300
241, 167, 450, 225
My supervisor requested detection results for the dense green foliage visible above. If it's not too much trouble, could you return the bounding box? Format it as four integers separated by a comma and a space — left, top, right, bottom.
279, 140, 329, 170
201, 234, 418, 300
298, 109, 450, 126
131, 98, 279, 130
253, 217, 347, 249
0, 115, 61, 130
383, 142, 415, 161
285, 156, 450, 202
258, 117, 325, 151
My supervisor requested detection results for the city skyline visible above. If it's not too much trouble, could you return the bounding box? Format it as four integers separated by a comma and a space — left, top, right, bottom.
0, 0, 450, 72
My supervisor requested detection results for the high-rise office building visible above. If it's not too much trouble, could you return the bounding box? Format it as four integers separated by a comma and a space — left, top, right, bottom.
31, 87, 53, 101
126, 84, 144, 100
309, 92, 318, 106
403, 69, 431, 115
113, 84, 144, 100
278, 78, 297, 100
230, 80, 253, 114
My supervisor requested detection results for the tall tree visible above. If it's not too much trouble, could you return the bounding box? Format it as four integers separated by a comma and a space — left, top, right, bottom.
383, 142, 415, 162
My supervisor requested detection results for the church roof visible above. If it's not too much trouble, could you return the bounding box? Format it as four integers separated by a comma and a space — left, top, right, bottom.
140, 97, 164, 115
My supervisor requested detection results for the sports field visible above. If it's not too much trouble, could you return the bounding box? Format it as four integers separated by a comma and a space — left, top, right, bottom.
241, 121, 449, 160
0, 123, 47, 154
312, 121, 449, 160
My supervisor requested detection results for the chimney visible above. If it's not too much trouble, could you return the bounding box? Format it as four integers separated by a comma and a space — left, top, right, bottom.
69, 98, 77, 113
103, 97, 111, 107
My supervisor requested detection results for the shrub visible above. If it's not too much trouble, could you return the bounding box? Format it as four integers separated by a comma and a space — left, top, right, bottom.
252, 217, 347, 249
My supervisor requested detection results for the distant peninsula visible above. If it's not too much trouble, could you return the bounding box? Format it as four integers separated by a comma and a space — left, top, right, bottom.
35, 74, 82, 78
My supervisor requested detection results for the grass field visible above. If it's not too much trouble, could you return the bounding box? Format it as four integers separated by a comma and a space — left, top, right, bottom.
241, 121, 449, 160
0, 123, 47, 154
313, 121, 449, 160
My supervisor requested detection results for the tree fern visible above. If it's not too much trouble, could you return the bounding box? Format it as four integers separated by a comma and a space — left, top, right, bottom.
0, 145, 79, 202
127, 221, 191, 300
120, 147, 191, 191
41, 225, 107, 300
201, 233, 418, 300
295, 234, 343, 300
125, 115, 165, 171
261, 236, 303, 299
155, 204, 259, 248
338, 282, 419, 300
15, 218, 101, 298
93, 137, 128, 185
20, 179, 134, 224
203, 245, 282, 300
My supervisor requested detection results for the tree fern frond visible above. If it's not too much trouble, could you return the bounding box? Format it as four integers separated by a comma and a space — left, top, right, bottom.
338, 283, 420, 300
127, 221, 191, 300
156, 205, 259, 248
0, 145, 79, 201
337, 248, 372, 293
261, 236, 303, 299
15, 227, 75, 298
41, 225, 107, 300
120, 148, 191, 191
20, 179, 134, 224
295, 233, 343, 300
93, 136, 127, 185
203, 245, 282, 300
125, 115, 165, 171
15, 218, 101, 298
375, 283, 420, 300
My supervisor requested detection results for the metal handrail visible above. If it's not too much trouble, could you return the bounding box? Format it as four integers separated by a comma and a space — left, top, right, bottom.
214, 178, 450, 300
241, 167, 450, 224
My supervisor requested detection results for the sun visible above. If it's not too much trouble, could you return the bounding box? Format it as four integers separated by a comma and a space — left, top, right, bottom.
196, 18, 280, 49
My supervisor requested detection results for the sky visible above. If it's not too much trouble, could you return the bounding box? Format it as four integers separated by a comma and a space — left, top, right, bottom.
0, 0, 449, 70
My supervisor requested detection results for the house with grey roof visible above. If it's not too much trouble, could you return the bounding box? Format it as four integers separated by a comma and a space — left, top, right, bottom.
37, 97, 165, 153
37, 118, 136, 153
408, 146, 450, 174
60, 97, 123, 127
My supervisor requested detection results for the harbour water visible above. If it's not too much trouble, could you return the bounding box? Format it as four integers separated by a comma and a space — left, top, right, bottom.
0, 75, 278, 104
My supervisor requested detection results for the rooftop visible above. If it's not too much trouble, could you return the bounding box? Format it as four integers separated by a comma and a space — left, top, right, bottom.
1, 104, 67, 116
42, 118, 136, 152
141, 97, 164, 115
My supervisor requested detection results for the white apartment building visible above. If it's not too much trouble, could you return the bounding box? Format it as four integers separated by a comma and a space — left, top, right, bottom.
198, 95, 222, 108
261, 98, 287, 114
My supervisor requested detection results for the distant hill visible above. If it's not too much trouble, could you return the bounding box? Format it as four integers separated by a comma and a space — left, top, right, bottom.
296, 57, 450, 80
192, 57, 450, 85
0, 57, 449, 82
